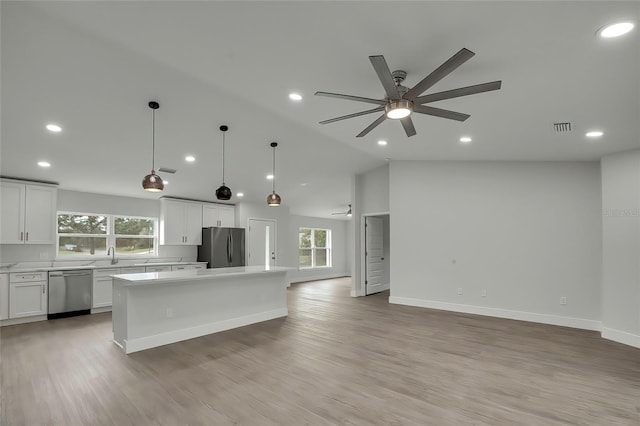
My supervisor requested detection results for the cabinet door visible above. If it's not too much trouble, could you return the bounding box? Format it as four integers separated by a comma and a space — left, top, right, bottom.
184, 202, 203, 245
202, 204, 220, 227
0, 181, 25, 244
161, 200, 186, 245
24, 185, 57, 244
9, 281, 47, 318
0, 274, 9, 320
145, 265, 172, 272
218, 207, 235, 227
92, 276, 114, 308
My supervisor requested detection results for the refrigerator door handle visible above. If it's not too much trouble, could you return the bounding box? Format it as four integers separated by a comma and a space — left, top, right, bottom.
229, 234, 234, 264
226, 234, 231, 265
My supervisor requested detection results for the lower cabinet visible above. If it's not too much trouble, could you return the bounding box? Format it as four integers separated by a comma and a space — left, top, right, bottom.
171, 264, 206, 271
92, 268, 120, 309
0, 274, 9, 320
9, 272, 47, 319
145, 265, 172, 272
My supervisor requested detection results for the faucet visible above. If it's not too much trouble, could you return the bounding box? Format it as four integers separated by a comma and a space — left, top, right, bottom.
107, 247, 118, 265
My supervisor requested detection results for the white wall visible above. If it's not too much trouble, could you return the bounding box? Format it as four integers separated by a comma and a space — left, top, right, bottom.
601, 149, 640, 348
388, 161, 603, 330
236, 202, 350, 284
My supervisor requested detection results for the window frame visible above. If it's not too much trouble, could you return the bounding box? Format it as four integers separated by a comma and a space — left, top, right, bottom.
298, 227, 332, 269
56, 211, 158, 259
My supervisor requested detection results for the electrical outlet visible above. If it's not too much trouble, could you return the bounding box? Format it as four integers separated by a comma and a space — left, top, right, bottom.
166, 308, 173, 318
560, 297, 567, 305
457, 288, 463, 295
481, 289, 487, 297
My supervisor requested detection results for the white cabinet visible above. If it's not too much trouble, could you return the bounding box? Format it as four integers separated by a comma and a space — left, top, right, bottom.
171, 264, 206, 271
0, 274, 8, 320
0, 181, 57, 244
145, 265, 172, 272
160, 199, 203, 245
92, 268, 119, 309
9, 272, 47, 318
202, 204, 235, 227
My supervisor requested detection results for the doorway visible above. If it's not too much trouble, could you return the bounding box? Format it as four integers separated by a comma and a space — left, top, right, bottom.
248, 219, 277, 267
364, 214, 390, 295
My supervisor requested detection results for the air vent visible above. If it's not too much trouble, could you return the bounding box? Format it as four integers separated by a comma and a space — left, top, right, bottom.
553, 122, 572, 132
158, 167, 176, 174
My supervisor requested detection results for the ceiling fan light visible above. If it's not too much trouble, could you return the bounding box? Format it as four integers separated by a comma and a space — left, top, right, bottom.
267, 192, 281, 206
385, 100, 412, 119
143, 170, 164, 192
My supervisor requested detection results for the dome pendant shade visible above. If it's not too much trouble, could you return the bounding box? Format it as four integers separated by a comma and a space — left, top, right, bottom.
143, 170, 164, 192
216, 125, 232, 200
216, 184, 232, 200
142, 101, 163, 192
266, 142, 282, 206
267, 192, 282, 206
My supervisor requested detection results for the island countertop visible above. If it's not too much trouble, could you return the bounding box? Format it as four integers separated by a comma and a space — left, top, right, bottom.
112, 265, 294, 286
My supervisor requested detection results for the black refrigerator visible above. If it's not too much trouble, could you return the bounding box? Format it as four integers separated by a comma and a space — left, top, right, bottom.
198, 227, 246, 268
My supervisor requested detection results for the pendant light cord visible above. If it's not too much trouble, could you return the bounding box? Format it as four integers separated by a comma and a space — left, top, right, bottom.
222, 130, 226, 184
151, 108, 156, 172
272, 145, 276, 193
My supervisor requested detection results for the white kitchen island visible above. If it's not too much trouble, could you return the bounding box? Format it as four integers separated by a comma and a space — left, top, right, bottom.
111, 266, 291, 354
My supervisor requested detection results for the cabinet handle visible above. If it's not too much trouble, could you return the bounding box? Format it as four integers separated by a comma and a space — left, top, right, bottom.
42, 284, 45, 294
20, 231, 24, 241
184, 236, 187, 243
26, 232, 29, 241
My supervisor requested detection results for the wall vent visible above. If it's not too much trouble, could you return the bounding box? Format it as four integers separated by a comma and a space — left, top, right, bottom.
158, 167, 176, 174
553, 122, 572, 132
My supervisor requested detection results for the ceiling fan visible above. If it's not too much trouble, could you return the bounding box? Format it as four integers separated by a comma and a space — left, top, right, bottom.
331, 204, 352, 217
315, 48, 501, 138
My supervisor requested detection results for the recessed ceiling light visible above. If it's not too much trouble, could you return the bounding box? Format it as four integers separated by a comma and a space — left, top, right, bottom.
163, 180, 169, 185
37, 161, 51, 167
460, 136, 472, 143
598, 22, 635, 38
46, 124, 62, 132
266, 174, 274, 180
289, 93, 302, 101
237, 192, 244, 197
586, 131, 604, 138
378, 140, 387, 146
185, 155, 195, 162
300, 183, 307, 186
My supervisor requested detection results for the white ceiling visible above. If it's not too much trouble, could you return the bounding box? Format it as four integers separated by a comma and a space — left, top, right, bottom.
1, 1, 639, 218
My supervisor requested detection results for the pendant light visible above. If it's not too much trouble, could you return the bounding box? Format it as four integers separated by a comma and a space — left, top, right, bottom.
142, 101, 164, 192
215, 125, 232, 200
267, 142, 281, 206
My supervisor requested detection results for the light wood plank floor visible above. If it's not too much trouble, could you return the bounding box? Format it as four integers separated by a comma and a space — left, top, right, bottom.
1, 278, 639, 425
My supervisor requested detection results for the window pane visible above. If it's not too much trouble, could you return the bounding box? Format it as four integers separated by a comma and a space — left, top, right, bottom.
299, 249, 312, 267
314, 230, 327, 248
116, 237, 154, 255
315, 248, 327, 267
58, 214, 107, 234
115, 217, 154, 236
299, 228, 311, 248
58, 236, 107, 256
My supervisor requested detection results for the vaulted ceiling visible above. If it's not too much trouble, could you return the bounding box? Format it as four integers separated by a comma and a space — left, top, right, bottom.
1, 1, 638, 218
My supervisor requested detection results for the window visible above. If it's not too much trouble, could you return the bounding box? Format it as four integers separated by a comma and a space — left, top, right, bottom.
299, 227, 331, 268
57, 212, 157, 257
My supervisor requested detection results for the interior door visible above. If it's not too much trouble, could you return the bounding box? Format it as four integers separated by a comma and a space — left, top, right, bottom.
365, 216, 385, 295
248, 219, 276, 267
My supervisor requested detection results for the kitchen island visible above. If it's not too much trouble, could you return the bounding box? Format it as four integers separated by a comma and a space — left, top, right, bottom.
111, 266, 291, 354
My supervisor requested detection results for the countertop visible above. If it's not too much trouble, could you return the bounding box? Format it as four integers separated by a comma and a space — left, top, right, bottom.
113, 266, 294, 286
0, 262, 207, 274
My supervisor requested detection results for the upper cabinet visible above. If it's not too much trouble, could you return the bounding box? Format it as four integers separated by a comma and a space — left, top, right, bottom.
159, 199, 203, 245
0, 180, 57, 245
202, 203, 235, 228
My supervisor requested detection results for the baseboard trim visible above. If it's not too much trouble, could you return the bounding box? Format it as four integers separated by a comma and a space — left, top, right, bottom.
122, 308, 288, 354
388, 297, 601, 331
601, 327, 640, 349
91, 306, 112, 314
290, 273, 350, 285
366, 282, 390, 295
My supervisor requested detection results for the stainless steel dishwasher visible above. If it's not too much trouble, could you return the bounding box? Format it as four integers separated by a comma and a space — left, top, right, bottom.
48, 270, 92, 319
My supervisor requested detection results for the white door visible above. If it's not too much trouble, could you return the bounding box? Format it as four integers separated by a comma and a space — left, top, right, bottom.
248, 219, 276, 267
365, 216, 385, 295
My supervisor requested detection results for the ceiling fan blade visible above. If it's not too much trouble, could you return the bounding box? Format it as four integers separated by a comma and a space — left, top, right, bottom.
315, 91, 387, 106
404, 48, 476, 100
415, 81, 502, 104
400, 116, 417, 137
413, 105, 470, 121
369, 55, 400, 100
319, 107, 385, 125
356, 114, 386, 138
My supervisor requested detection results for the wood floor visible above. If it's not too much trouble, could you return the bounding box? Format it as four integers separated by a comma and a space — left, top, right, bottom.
1, 278, 639, 425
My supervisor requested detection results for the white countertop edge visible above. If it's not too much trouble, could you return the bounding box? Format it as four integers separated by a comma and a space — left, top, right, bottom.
112, 266, 295, 286
0, 262, 208, 274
